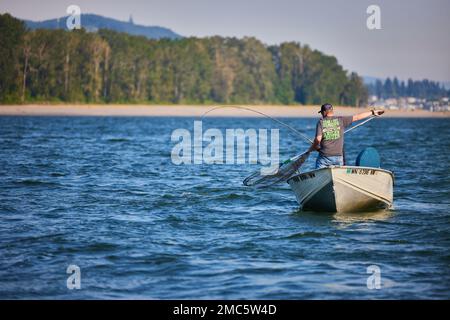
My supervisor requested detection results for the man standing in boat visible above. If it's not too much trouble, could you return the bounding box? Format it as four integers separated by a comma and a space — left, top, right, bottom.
308, 103, 384, 169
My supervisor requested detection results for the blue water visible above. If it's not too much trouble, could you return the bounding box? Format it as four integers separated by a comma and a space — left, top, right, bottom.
0, 116, 449, 299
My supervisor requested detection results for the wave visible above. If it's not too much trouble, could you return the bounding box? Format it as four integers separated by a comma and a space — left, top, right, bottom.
106, 138, 131, 142
14, 179, 60, 187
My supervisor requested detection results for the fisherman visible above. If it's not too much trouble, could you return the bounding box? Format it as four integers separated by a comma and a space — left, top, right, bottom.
308, 103, 385, 169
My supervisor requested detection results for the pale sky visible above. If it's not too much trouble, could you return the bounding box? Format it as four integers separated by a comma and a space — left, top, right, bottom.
1, 0, 449, 82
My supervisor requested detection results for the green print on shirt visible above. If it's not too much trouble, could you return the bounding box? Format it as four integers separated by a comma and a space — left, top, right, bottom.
322, 119, 340, 140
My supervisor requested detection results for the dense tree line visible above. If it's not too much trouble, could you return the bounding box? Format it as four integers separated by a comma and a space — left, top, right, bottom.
0, 14, 368, 106
367, 77, 449, 100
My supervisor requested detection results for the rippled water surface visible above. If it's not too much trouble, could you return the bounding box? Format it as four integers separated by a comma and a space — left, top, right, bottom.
0, 116, 449, 299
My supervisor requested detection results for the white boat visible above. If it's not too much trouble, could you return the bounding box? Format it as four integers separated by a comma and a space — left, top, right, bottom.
287, 166, 394, 213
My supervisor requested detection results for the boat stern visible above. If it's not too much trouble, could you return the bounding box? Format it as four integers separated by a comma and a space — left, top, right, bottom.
288, 166, 394, 213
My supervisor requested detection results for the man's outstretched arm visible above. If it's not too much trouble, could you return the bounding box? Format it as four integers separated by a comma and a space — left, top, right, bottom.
352, 109, 385, 122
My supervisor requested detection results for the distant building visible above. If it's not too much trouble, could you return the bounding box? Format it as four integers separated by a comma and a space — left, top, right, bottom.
407, 97, 417, 104
367, 93, 447, 113
385, 98, 398, 108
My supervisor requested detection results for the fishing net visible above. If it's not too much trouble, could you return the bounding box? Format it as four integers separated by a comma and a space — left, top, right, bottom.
243, 151, 311, 188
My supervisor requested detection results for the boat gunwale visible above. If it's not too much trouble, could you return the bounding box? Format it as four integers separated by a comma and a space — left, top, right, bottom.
287, 165, 394, 184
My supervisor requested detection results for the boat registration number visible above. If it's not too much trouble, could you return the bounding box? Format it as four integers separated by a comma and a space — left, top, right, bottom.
346, 168, 376, 175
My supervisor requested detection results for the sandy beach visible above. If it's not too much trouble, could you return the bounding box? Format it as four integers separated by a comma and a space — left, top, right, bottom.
0, 104, 448, 117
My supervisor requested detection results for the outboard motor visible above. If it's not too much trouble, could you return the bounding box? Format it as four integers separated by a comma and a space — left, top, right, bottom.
355, 147, 381, 168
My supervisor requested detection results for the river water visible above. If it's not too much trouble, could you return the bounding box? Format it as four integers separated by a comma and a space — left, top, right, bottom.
0, 116, 449, 299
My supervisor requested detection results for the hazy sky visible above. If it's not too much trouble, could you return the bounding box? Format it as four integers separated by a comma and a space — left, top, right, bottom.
1, 0, 449, 82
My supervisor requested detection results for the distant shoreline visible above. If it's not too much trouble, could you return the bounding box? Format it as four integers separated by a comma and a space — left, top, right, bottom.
0, 104, 448, 118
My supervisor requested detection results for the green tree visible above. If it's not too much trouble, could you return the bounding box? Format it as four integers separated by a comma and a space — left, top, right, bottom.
0, 13, 26, 102
341, 72, 368, 107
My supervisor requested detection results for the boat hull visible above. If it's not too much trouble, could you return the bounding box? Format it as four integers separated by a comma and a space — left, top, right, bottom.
287, 166, 394, 213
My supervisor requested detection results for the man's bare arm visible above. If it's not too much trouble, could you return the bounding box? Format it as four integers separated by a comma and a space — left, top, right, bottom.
308, 135, 322, 153
352, 109, 385, 122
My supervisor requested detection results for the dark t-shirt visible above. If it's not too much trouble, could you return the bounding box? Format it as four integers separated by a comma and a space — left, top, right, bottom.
315, 116, 353, 156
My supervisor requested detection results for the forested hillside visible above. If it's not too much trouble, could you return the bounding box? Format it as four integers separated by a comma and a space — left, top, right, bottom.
24, 14, 181, 40
0, 13, 368, 106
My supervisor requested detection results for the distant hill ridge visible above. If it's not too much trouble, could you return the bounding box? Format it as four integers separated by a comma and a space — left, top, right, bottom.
23, 13, 182, 40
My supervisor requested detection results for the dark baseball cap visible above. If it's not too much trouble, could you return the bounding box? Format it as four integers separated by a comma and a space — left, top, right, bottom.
318, 103, 333, 113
